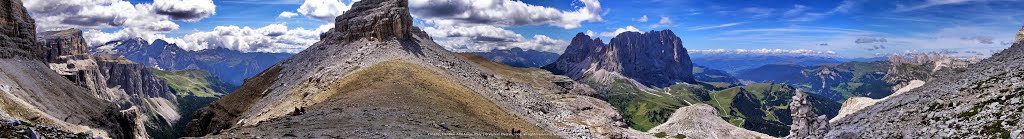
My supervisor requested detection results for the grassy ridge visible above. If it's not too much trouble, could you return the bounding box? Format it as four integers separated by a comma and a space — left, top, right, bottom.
151, 69, 236, 97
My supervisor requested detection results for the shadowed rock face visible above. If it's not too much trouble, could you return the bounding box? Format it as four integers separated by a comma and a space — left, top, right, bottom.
0, 0, 39, 59
544, 30, 695, 88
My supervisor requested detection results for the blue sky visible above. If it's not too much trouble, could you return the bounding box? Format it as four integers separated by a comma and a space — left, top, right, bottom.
24, 0, 1024, 58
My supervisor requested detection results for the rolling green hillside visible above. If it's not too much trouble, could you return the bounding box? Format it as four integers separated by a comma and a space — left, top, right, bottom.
151, 69, 236, 97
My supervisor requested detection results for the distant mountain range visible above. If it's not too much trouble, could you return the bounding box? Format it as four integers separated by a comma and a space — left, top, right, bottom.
92, 39, 293, 86
469, 47, 559, 68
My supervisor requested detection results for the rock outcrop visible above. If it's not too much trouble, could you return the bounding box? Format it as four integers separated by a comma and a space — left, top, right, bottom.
647, 104, 775, 139
793, 25, 1024, 138
330, 0, 413, 42
184, 0, 648, 138
37, 29, 87, 63
787, 90, 829, 138
544, 31, 696, 88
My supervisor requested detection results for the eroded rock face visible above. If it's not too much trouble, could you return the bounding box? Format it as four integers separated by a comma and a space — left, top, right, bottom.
0, 0, 38, 59
95, 57, 175, 100
331, 0, 413, 42
544, 31, 695, 88
37, 29, 87, 63
35, 28, 181, 138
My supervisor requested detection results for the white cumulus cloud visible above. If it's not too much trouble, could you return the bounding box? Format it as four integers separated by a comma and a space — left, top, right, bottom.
297, 0, 361, 22
408, 0, 603, 29
599, 26, 640, 38
422, 22, 568, 53
278, 11, 299, 18
636, 15, 649, 22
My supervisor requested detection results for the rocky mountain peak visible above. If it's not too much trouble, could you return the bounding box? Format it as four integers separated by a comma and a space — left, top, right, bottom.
331, 0, 414, 42
38, 28, 88, 63
1016, 25, 1023, 44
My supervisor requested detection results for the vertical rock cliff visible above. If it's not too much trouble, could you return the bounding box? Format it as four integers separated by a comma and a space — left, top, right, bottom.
0, 0, 37, 59
37, 29, 182, 138
37, 29, 87, 63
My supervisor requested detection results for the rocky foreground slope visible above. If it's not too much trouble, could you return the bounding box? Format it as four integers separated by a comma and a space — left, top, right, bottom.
648, 104, 774, 139
0, 0, 143, 138
544, 32, 696, 88
790, 25, 1024, 138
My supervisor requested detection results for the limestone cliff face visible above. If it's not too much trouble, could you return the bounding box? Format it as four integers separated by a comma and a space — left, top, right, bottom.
94, 57, 175, 100
37, 29, 87, 63
37, 29, 180, 138
544, 31, 696, 88
0, 0, 38, 59
329, 0, 413, 42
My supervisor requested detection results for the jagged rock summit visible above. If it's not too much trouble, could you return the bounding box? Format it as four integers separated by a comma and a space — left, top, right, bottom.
185, 0, 644, 138
544, 31, 696, 88
329, 0, 414, 42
